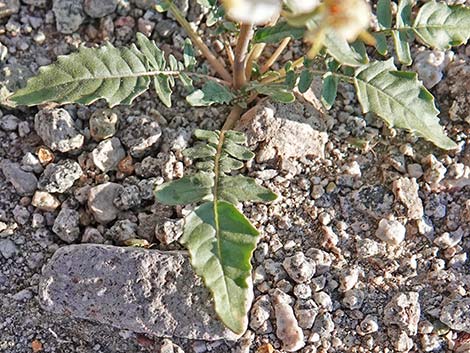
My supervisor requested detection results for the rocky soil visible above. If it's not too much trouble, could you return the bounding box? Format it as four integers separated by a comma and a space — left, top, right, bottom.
1, 1, 470, 353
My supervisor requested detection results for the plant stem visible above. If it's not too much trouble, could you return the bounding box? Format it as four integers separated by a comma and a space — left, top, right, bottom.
245, 43, 265, 79
233, 23, 254, 89
222, 104, 244, 131
259, 65, 354, 86
245, 15, 279, 80
164, 1, 232, 82
223, 34, 235, 66
260, 57, 304, 84
260, 37, 291, 74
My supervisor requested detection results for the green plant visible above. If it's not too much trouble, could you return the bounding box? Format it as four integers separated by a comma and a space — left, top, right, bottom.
4, 0, 469, 334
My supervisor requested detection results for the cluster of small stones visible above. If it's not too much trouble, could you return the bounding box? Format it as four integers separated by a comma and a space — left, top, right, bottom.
1, 0, 470, 353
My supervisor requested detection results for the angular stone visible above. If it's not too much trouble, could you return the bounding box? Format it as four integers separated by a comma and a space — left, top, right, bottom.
38, 160, 83, 193
34, 109, 84, 152
120, 115, 162, 158
237, 100, 328, 164
375, 219, 406, 246
1, 160, 38, 196
39, 244, 240, 340
392, 177, 424, 220
53, 0, 85, 34
88, 182, 123, 223
91, 137, 126, 172
440, 297, 470, 333
384, 292, 420, 336
83, 0, 117, 18
52, 208, 80, 243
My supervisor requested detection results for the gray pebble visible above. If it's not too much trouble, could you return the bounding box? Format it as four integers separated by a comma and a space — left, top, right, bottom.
83, 0, 117, 18
52, 0, 85, 34
1, 160, 38, 196
342, 288, 365, 310
21, 152, 43, 174
81, 227, 105, 244
120, 115, 162, 158
113, 184, 141, 210
52, 208, 80, 243
38, 160, 83, 193
88, 182, 123, 223
384, 292, 420, 336
91, 137, 126, 172
0, 239, 18, 259
35, 109, 84, 152
313, 312, 335, 336
294, 299, 318, 329
249, 294, 271, 333
0, 114, 19, 131
283, 252, 315, 283
105, 219, 138, 244
440, 297, 470, 333
12, 205, 30, 225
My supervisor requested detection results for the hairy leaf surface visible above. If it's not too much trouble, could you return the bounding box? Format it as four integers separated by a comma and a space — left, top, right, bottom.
11, 33, 188, 107
354, 59, 456, 150
413, 1, 470, 49
155, 130, 277, 333
393, 0, 413, 65
181, 200, 258, 334
186, 81, 235, 106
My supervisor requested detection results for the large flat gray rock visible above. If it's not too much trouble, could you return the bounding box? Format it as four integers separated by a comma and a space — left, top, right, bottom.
39, 244, 240, 341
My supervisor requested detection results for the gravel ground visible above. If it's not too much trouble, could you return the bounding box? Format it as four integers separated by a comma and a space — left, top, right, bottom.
1, 1, 470, 353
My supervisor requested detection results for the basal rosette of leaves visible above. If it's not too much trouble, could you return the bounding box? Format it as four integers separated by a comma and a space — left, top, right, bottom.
3, 0, 470, 334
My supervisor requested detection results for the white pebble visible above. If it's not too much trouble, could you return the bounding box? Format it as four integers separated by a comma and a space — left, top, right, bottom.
375, 219, 406, 245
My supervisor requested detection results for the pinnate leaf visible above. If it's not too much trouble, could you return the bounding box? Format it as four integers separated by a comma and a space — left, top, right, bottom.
11, 42, 150, 107
10, 33, 189, 108
393, 0, 413, 66
219, 175, 277, 204
354, 59, 457, 150
321, 72, 339, 110
155, 130, 277, 333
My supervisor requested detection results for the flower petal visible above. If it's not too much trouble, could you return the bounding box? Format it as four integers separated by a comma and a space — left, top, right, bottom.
223, 0, 281, 25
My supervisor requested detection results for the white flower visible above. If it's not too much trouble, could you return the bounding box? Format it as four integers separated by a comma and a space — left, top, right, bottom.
284, 0, 320, 14
222, 0, 281, 25
324, 0, 371, 41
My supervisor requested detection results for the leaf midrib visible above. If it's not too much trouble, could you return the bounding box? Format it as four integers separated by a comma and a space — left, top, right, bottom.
212, 130, 233, 320
355, 73, 434, 132
30, 69, 179, 86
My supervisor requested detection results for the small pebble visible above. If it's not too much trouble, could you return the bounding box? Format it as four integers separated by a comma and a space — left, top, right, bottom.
375, 219, 406, 245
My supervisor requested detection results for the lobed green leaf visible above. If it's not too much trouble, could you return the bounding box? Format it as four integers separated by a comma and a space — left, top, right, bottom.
186, 81, 235, 106
181, 201, 259, 334
155, 130, 277, 333
155, 172, 214, 205
413, 1, 470, 49
354, 59, 457, 150
10, 33, 190, 108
